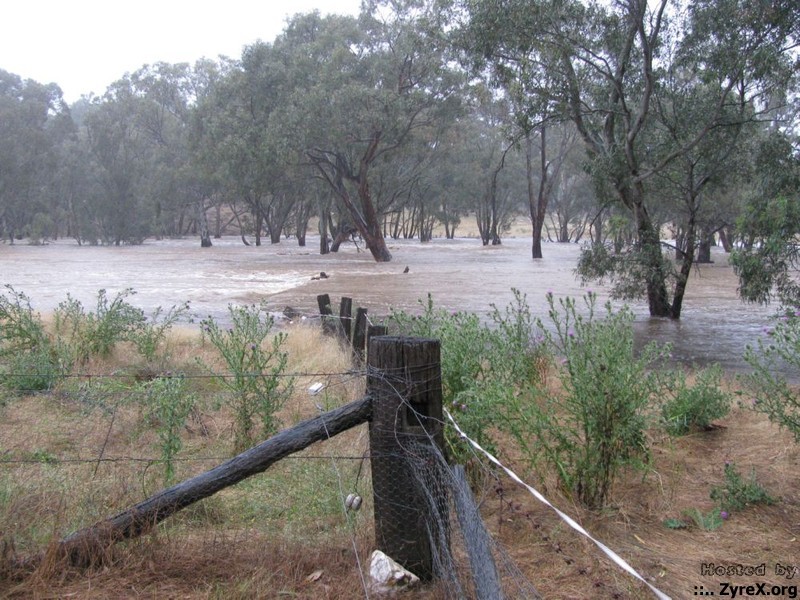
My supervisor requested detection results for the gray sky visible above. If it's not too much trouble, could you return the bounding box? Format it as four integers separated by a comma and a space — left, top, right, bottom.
2, 0, 361, 102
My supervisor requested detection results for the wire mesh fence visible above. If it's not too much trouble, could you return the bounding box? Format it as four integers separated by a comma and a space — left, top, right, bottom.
0, 337, 549, 598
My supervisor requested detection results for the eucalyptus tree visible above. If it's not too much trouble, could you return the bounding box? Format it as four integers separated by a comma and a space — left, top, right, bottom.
458, 0, 799, 317
83, 81, 153, 244
273, 1, 463, 262
457, 89, 523, 245
127, 62, 212, 242
730, 128, 800, 309
0, 71, 72, 243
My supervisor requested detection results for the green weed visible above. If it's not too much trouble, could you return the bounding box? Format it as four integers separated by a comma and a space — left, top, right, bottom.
200, 304, 294, 453
661, 365, 732, 435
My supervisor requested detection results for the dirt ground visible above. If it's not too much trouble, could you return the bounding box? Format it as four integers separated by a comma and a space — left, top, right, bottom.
1, 348, 797, 599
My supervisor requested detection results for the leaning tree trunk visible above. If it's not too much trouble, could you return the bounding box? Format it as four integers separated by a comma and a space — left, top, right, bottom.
671, 207, 697, 319
355, 174, 392, 262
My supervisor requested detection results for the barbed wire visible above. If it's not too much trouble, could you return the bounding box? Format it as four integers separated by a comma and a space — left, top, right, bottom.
0, 368, 368, 380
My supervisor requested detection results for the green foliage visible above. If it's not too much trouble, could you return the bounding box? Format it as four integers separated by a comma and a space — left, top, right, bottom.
391, 291, 547, 465
661, 517, 689, 530
128, 302, 191, 363
661, 365, 732, 435
0, 285, 49, 355
682, 507, 724, 531
53, 289, 147, 363
142, 374, 196, 484
522, 293, 668, 509
576, 241, 676, 305
29, 449, 59, 465
731, 132, 800, 309
0, 286, 61, 392
394, 291, 670, 509
391, 295, 499, 461
200, 304, 294, 453
1, 346, 61, 393
0, 286, 187, 394
731, 196, 800, 309
710, 462, 774, 513
743, 314, 800, 441
28, 213, 55, 246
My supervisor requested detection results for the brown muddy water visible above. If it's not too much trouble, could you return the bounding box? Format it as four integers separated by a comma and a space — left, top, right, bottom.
0, 235, 779, 373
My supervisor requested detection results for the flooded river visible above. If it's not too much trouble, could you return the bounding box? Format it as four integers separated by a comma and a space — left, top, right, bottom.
0, 235, 777, 373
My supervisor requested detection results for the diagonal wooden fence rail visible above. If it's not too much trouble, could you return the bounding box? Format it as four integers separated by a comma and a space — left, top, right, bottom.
48, 336, 446, 582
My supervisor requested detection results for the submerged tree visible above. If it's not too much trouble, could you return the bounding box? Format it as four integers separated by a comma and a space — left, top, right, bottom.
731, 130, 800, 309
273, 2, 462, 262
460, 0, 799, 317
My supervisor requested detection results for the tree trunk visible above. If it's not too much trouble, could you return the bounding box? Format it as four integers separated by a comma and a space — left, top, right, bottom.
697, 231, 713, 263
671, 206, 697, 319
634, 203, 672, 317
355, 172, 392, 262
319, 202, 330, 255
719, 226, 733, 253
527, 128, 548, 259
197, 200, 212, 248
254, 210, 263, 247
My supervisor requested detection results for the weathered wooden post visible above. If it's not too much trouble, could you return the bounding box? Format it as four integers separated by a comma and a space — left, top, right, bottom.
352, 308, 369, 360
338, 297, 353, 341
367, 336, 446, 581
317, 293, 336, 336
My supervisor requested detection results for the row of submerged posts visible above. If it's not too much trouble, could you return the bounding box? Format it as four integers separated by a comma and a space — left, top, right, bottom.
38, 296, 503, 599
315, 293, 387, 361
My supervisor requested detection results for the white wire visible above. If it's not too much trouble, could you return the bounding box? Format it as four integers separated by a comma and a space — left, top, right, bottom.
445, 408, 672, 600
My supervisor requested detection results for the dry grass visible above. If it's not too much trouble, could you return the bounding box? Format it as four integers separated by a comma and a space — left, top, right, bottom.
1, 325, 799, 599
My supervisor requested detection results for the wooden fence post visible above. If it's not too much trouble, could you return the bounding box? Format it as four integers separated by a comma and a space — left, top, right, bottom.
352, 307, 369, 361
338, 297, 353, 341
317, 294, 336, 336
367, 336, 446, 581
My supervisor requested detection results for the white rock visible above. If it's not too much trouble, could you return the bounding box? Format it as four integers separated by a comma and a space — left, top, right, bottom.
368, 550, 420, 596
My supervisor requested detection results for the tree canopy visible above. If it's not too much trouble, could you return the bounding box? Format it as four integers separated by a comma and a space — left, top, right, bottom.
0, 0, 798, 315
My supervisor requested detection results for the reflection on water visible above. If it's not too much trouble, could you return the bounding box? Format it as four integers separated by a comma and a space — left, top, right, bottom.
0, 235, 777, 373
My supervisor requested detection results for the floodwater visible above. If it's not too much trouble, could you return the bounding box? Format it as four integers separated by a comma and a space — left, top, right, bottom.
0, 235, 777, 373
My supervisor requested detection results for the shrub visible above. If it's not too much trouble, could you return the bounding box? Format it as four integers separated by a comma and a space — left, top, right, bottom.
1, 346, 60, 393
522, 293, 667, 509
200, 304, 294, 453
390, 293, 544, 465
743, 313, 800, 442
710, 462, 774, 513
53, 289, 147, 364
128, 302, 191, 363
661, 365, 732, 435
142, 374, 196, 484
0, 286, 61, 392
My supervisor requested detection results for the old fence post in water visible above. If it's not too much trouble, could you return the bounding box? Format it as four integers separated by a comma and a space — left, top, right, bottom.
317, 294, 386, 361
367, 336, 446, 581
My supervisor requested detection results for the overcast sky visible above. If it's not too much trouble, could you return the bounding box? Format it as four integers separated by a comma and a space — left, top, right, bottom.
2, 0, 362, 103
